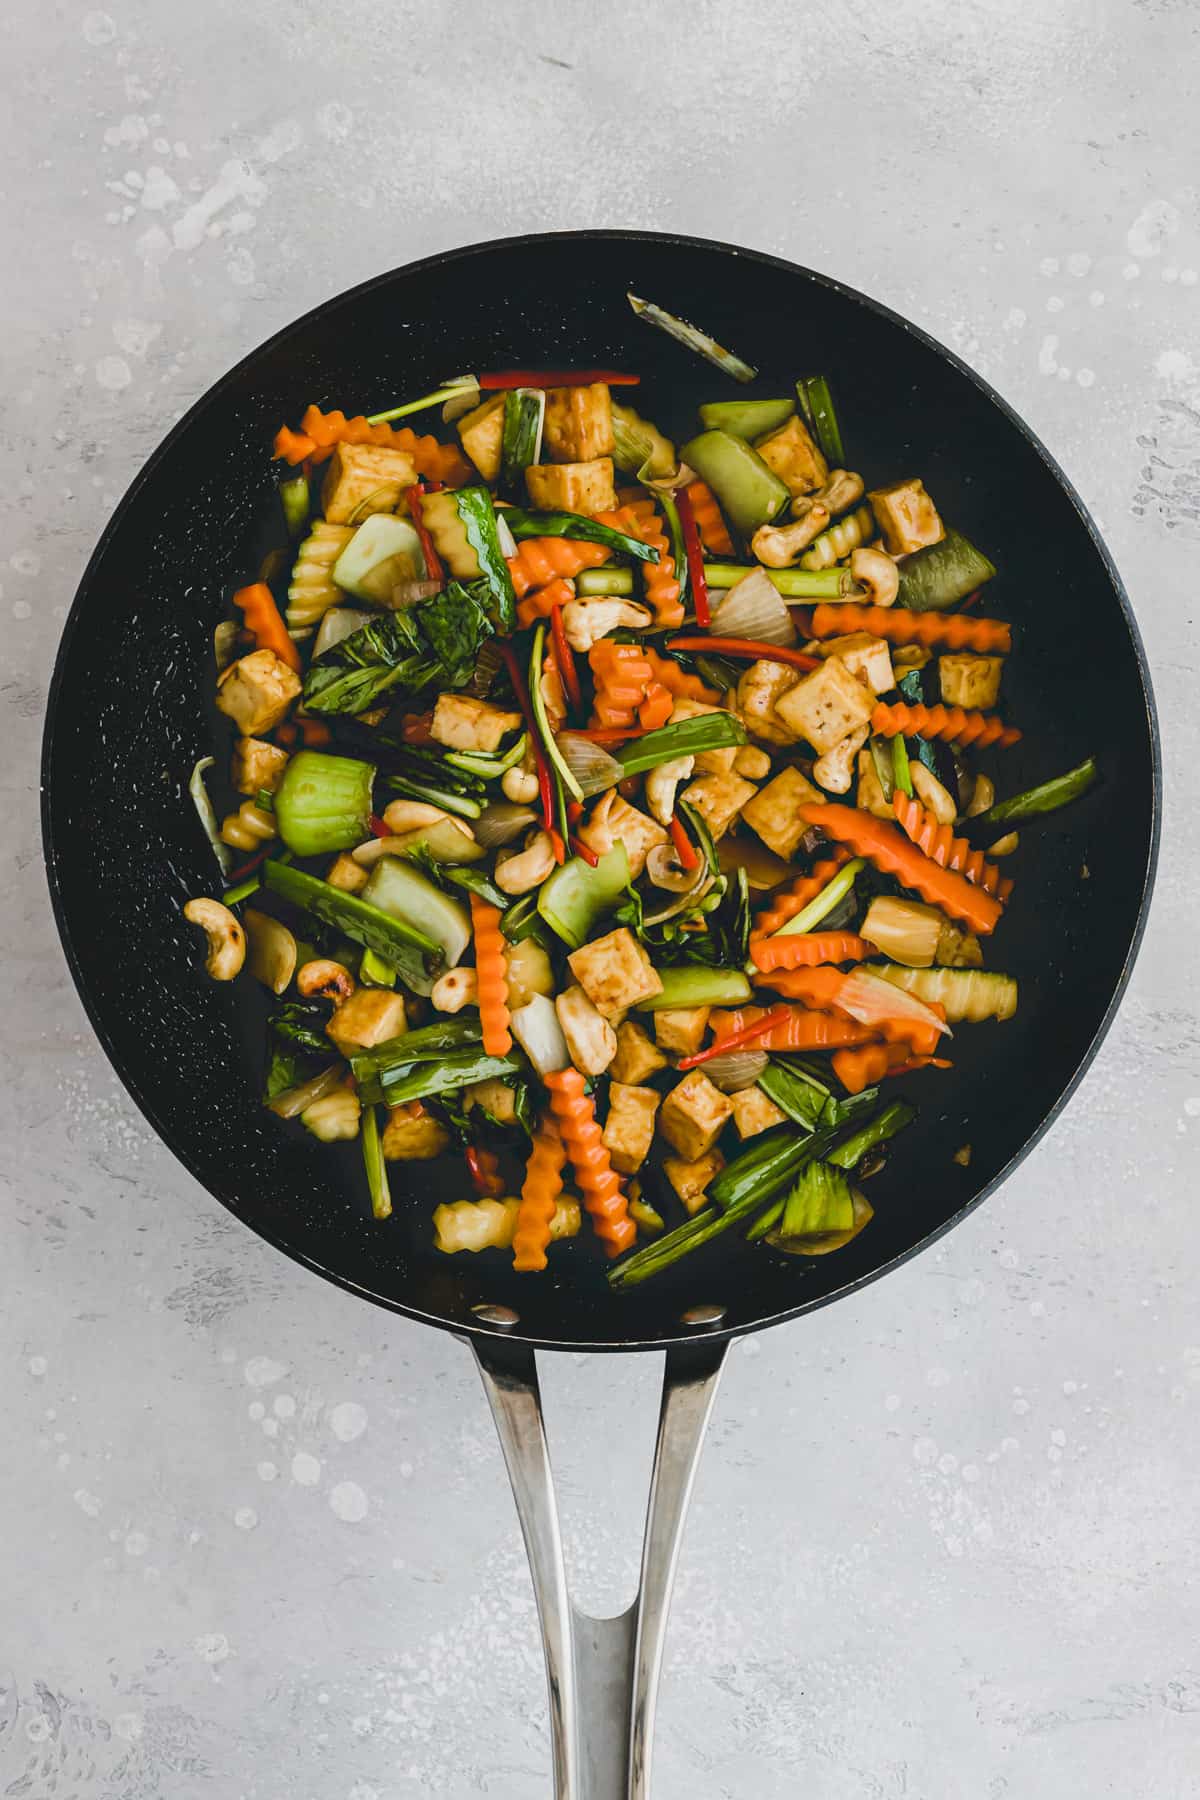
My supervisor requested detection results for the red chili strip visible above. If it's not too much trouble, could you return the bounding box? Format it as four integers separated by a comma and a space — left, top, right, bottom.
666, 635, 820, 671
548, 827, 567, 865
572, 836, 599, 867
406, 482, 444, 586
478, 369, 641, 390
369, 813, 390, 839
224, 843, 275, 886
549, 603, 583, 711
668, 812, 700, 872
565, 799, 584, 824
675, 1006, 792, 1071
675, 486, 711, 629
465, 1144, 505, 1197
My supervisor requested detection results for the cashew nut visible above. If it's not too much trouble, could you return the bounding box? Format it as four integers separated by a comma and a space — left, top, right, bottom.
183, 897, 246, 981
495, 829, 556, 895
243, 908, 298, 995
734, 744, 772, 780
849, 545, 900, 608
794, 468, 865, 519
431, 967, 479, 1013
501, 754, 540, 804
555, 985, 618, 1077
989, 830, 1020, 856
561, 598, 653, 653
751, 504, 831, 567
296, 958, 356, 1002
910, 759, 957, 823
965, 773, 995, 818
813, 723, 870, 795
382, 798, 450, 834
644, 754, 695, 826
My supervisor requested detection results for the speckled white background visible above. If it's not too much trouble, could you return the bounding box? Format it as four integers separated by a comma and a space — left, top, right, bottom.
5, 2, 1199, 1794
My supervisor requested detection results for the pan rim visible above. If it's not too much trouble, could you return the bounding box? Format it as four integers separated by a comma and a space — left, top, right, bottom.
41, 228, 1162, 1353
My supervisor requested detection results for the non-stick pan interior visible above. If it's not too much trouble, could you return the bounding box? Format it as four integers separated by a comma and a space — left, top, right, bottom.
42, 233, 1158, 1350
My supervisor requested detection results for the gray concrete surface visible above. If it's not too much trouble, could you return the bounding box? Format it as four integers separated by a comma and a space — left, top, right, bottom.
4, 2, 1199, 1794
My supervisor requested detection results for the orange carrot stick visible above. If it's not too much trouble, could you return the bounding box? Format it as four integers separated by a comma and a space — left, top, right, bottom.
232, 582, 301, 673
750, 932, 874, 972
710, 1006, 879, 1052
512, 1117, 568, 1274
870, 701, 1021, 750
275, 406, 473, 483
469, 897, 512, 1057
274, 426, 317, 465
800, 803, 1004, 936
892, 791, 1013, 900
831, 1042, 950, 1095
544, 1068, 635, 1256
641, 646, 720, 706
809, 604, 1012, 654
752, 849, 853, 939
507, 536, 609, 600
685, 479, 734, 555
749, 967, 849, 1007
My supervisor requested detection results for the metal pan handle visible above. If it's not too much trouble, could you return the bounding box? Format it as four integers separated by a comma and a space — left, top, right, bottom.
473, 1334, 727, 1800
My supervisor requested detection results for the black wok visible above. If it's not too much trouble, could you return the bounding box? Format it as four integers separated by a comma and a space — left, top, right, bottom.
42, 233, 1159, 1797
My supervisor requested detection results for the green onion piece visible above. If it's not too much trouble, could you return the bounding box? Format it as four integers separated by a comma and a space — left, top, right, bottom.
614, 713, 747, 776
773, 859, 864, 937
263, 860, 440, 993
500, 388, 546, 490
626, 293, 757, 383
575, 567, 635, 598
502, 506, 660, 564
529, 623, 582, 802
636, 966, 752, 1011
351, 1018, 482, 1080
826, 1100, 916, 1170
655, 486, 689, 613
279, 473, 310, 538
701, 562, 853, 598
453, 489, 516, 634
757, 1059, 832, 1131
973, 757, 1098, 832
778, 1161, 855, 1238
795, 375, 846, 466
222, 847, 293, 908
360, 948, 397, 988
274, 751, 376, 857
367, 378, 479, 425
444, 732, 529, 780
358, 1048, 523, 1108
362, 1105, 393, 1220
892, 732, 914, 798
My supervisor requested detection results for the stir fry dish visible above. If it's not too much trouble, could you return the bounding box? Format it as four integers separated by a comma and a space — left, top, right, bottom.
183, 295, 1098, 1286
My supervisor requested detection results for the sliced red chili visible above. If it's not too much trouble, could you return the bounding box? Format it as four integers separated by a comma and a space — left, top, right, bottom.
465, 1144, 505, 1197
668, 812, 700, 872
675, 1006, 792, 1071
675, 486, 711, 629
666, 635, 820, 671
572, 836, 599, 867
406, 482, 443, 586
549, 603, 583, 712
224, 843, 275, 886
478, 369, 641, 390
369, 813, 390, 839
548, 827, 567, 865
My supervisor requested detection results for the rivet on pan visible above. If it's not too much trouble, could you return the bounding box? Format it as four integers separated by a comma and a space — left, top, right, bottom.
680, 1303, 726, 1328
472, 1303, 520, 1329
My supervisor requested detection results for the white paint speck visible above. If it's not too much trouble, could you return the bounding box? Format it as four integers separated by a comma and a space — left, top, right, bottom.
244, 1356, 288, 1389
1182, 269, 1198, 286
1123, 262, 1141, 280
82, 10, 116, 44
1156, 348, 1194, 382
1046, 294, 1064, 313
257, 1460, 278, 1482
927, 1367, 950, 1389
1066, 252, 1092, 277
28, 1356, 47, 1376
1039, 256, 1060, 275
74, 1488, 102, 1517
113, 1713, 143, 1742
172, 158, 267, 252
1076, 368, 1095, 388
884, 1393, 901, 1413
272, 1394, 296, 1419
1162, 265, 1180, 284
247, 1401, 265, 1421
913, 1437, 939, 1467
193, 1632, 232, 1665
112, 317, 161, 358
234, 1506, 258, 1531
124, 1530, 149, 1557
1183, 1097, 1200, 1117
11, 549, 40, 576
330, 1481, 368, 1523
291, 1452, 322, 1487
316, 101, 354, 141
1089, 290, 1105, 307
329, 1401, 368, 1442
1004, 306, 1026, 329
1013, 1397, 1031, 1416
262, 1418, 280, 1439
26, 1716, 51, 1744
1037, 335, 1059, 375
95, 355, 132, 390
1127, 199, 1179, 259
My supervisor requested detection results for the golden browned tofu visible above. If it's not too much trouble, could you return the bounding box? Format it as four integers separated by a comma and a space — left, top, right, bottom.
653, 1007, 711, 1058
814, 632, 895, 696
321, 442, 418, 524
326, 852, 369, 894
555, 984, 618, 1076
232, 736, 290, 796
867, 478, 944, 556
662, 1148, 726, 1214
382, 1101, 452, 1162
463, 1077, 520, 1124
742, 765, 824, 860
939, 653, 1004, 710
601, 1082, 661, 1175
730, 1084, 787, 1140
609, 1020, 669, 1086
543, 383, 614, 463
754, 414, 829, 495
659, 1069, 732, 1162
669, 696, 740, 773
773, 655, 874, 754
734, 744, 772, 779
577, 790, 669, 879
568, 928, 663, 1016
679, 771, 758, 841
326, 988, 409, 1056
456, 393, 506, 482
736, 659, 802, 746
215, 649, 301, 737
525, 457, 617, 515
430, 693, 522, 752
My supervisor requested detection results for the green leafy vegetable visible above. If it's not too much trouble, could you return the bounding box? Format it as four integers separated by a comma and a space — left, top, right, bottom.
777, 1160, 855, 1238
757, 1058, 836, 1132
538, 842, 631, 948
303, 581, 495, 716
896, 527, 996, 613
500, 389, 545, 489
382, 746, 487, 819
269, 1001, 332, 1055
613, 713, 747, 776
263, 859, 441, 993
453, 489, 516, 633
501, 507, 660, 564
406, 844, 510, 911
355, 1048, 525, 1108
352, 1018, 483, 1080
264, 1043, 317, 1103
273, 751, 376, 856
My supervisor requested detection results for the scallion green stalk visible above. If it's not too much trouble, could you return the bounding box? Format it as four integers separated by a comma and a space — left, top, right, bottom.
362, 1105, 393, 1221
702, 563, 853, 598
772, 859, 864, 937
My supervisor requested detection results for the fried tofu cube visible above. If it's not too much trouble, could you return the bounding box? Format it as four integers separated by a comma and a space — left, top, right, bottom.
321, 442, 418, 524
663, 1148, 726, 1214
326, 852, 368, 893
568, 928, 663, 1016
736, 659, 802, 746
232, 736, 290, 796
679, 771, 758, 841
543, 384, 614, 463
653, 1006, 711, 1057
456, 393, 506, 482
659, 1069, 732, 1162
668, 697, 739, 773
753, 415, 829, 495
773, 655, 874, 754
326, 988, 410, 1056
609, 1020, 669, 1085
525, 457, 617, 515
734, 744, 772, 780
868, 478, 944, 556
601, 1082, 661, 1176
463, 1077, 520, 1124
430, 693, 523, 753
742, 764, 824, 860
555, 984, 618, 1076
730, 1084, 787, 1140
855, 747, 894, 820
382, 1100, 451, 1162
816, 632, 895, 696
215, 649, 301, 737
939, 653, 1004, 711
577, 790, 669, 879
